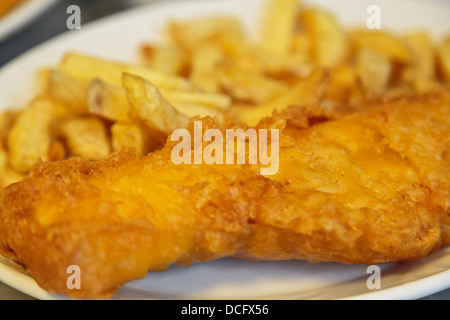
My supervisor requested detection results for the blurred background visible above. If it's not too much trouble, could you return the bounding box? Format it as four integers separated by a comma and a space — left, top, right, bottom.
0, 0, 449, 300
0, 0, 153, 68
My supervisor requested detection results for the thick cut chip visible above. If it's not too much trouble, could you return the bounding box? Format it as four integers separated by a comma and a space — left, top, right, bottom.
356, 48, 391, 96
164, 90, 231, 111
189, 44, 223, 92
111, 123, 153, 156
350, 29, 411, 64
87, 79, 130, 122
260, 0, 299, 55
46, 70, 87, 115
438, 37, 450, 82
0, 0, 20, 17
60, 52, 195, 91
0, 144, 25, 188
0, 110, 18, 145
232, 69, 328, 126
402, 32, 436, 92
302, 8, 349, 68
141, 44, 187, 75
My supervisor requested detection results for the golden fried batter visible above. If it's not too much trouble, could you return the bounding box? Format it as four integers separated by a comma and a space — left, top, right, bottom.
0, 91, 449, 298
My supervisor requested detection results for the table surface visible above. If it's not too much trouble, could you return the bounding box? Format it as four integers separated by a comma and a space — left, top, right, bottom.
0, 0, 449, 300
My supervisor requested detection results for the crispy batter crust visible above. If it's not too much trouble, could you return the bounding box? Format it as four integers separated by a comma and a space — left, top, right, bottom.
0, 91, 449, 298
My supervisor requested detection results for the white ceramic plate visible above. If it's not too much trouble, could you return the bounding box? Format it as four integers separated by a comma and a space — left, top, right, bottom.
0, 0, 450, 300
0, 0, 59, 42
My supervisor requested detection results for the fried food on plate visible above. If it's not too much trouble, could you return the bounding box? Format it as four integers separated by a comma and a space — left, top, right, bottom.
1, 0, 450, 188
0, 90, 449, 298
0, 0, 20, 18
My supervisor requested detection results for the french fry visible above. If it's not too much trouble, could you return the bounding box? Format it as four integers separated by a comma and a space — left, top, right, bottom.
438, 37, 450, 82
111, 122, 153, 156
7, 97, 53, 173
60, 52, 195, 91
60, 117, 111, 160
1, 0, 450, 186
355, 47, 391, 96
168, 16, 244, 52
292, 32, 312, 56
47, 141, 66, 162
350, 29, 410, 64
87, 79, 130, 122
164, 90, 231, 111
260, 0, 299, 56
171, 103, 225, 124
87, 79, 229, 130
0, 110, 18, 145
122, 73, 190, 135
325, 63, 358, 103
254, 49, 314, 78
0, 0, 20, 18
46, 69, 87, 115
189, 44, 223, 92
141, 44, 187, 75
302, 8, 349, 68
217, 62, 287, 104
233, 69, 329, 126
402, 32, 437, 92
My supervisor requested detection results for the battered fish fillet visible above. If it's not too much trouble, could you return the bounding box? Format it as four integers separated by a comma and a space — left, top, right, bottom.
0, 91, 449, 299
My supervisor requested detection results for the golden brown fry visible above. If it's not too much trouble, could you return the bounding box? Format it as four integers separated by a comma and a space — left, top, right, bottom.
189, 44, 223, 92
60, 117, 111, 160
350, 29, 410, 64
164, 90, 231, 111
7, 97, 53, 173
46, 70, 87, 115
47, 141, 66, 162
87, 78, 228, 125
0, 141, 25, 188
260, 0, 299, 55
122, 73, 190, 135
355, 47, 391, 96
168, 16, 244, 52
111, 122, 153, 156
60, 52, 195, 91
402, 32, 437, 92
217, 62, 287, 104
233, 69, 328, 126
140, 44, 187, 75
0, 0, 20, 17
302, 8, 349, 68
0, 92, 449, 298
438, 37, 450, 82
1, 0, 450, 301
172, 103, 225, 124
86, 79, 130, 122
